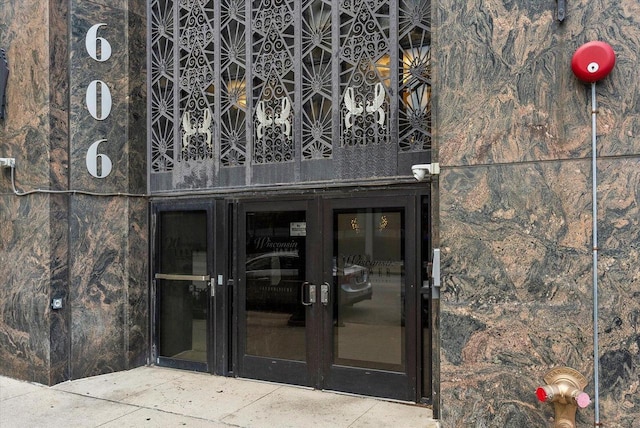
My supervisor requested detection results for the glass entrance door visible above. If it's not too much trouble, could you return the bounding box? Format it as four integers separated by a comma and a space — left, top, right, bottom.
153, 203, 214, 371
238, 200, 321, 386
322, 197, 417, 400
238, 195, 417, 400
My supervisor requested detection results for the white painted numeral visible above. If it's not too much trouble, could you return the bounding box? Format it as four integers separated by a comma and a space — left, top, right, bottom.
86, 139, 113, 179
86, 23, 112, 62
85, 23, 114, 178
86, 80, 112, 120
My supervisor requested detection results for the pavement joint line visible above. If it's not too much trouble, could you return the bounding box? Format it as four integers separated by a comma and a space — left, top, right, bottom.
344, 400, 378, 428
52, 388, 237, 427
93, 405, 243, 428
217, 383, 287, 423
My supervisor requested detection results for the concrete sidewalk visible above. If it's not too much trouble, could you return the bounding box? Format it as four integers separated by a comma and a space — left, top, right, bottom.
0, 366, 438, 427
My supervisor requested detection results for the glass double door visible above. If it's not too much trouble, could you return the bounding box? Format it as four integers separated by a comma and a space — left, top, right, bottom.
238, 196, 417, 401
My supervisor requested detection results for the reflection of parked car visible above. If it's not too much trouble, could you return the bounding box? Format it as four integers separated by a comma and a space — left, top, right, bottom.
245, 251, 302, 311
334, 260, 373, 306
245, 251, 372, 310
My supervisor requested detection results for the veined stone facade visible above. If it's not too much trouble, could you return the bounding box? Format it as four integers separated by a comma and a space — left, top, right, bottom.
1, 0, 639, 426
436, 1, 640, 426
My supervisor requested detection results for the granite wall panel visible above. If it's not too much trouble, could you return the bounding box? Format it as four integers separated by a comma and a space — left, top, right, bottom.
69, 197, 126, 378
127, 8, 148, 195
66, 0, 148, 379
126, 197, 149, 369
0, 0, 55, 384
1, 0, 147, 386
48, 0, 71, 386
125, 3, 148, 368
68, 195, 149, 378
48, 193, 70, 385
0, 195, 51, 385
436, 0, 640, 425
437, 0, 640, 168
439, 160, 639, 426
69, 0, 130, 192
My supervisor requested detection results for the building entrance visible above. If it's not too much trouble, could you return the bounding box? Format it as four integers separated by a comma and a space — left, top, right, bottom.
237, 195, 419, 401
151, 190, 429, 402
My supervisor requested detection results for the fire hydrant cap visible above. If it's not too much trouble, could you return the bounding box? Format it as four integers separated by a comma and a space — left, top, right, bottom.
536, 387, 549, 402
576, 392, 590, 408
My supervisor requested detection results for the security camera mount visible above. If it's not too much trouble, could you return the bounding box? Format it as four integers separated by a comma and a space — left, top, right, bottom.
411, 162, 440, 181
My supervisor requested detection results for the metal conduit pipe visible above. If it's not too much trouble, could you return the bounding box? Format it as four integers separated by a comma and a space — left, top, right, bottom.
590, 81, 600, 425
569, 40, 615, 427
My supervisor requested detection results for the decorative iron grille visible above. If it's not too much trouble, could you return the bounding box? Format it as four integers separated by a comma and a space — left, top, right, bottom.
150, 0, 176, 172
399, 0, 432, 152
149, 0, 431, 173
251, 0, 295, 164
339, 0, 391, 147
178, 0, 215, 161
301, 0, 333, 159
220, 0, 248, 166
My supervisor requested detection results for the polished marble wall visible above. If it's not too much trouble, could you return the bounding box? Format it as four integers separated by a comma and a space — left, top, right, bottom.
0, 0, 147, 385
436, 0, 640, 426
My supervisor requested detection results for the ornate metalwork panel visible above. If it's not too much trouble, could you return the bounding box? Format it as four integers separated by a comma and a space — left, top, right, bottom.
220, 0, 248, 166
251, 0, 295, 164
149, 0, 431, 181
150, 0, 176, 172
398, 0, 431, 152
178, 0, 215, 161
339, 0, 391, 147
301, 0, 333, 159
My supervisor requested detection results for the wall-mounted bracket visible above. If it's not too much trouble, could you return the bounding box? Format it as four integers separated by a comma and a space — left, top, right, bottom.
0, 157, 15, 168
557, 0, 566, 22
0, 48, 7, 119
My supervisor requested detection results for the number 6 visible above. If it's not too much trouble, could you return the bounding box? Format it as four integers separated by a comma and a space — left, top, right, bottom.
86, 139, 113, 178
86, 23, 112, 62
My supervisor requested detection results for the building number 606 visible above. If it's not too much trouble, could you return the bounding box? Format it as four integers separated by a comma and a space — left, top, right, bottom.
85, 23, 113, 179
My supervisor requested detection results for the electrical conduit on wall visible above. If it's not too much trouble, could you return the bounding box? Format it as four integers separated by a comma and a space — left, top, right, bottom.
571, 40, 616, 426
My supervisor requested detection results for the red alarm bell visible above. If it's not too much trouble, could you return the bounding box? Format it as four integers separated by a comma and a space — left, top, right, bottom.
571, 41, 616, 83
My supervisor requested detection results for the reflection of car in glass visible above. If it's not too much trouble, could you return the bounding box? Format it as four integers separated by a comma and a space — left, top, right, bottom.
245, 251, 302, 311
334, 260, 373, 306
245, 252, 373, 310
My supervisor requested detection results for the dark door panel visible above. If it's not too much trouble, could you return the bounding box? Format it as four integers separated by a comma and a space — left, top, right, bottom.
237, 200, 322, 387
236, 193, 419, 401
152, 201, 215, 373
322, 196, 418, 401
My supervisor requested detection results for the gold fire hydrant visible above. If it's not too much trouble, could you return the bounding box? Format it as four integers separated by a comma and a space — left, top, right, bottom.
536, 367, 591, 428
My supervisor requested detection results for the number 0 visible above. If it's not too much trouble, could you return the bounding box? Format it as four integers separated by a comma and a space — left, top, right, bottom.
86, 80, 112, 120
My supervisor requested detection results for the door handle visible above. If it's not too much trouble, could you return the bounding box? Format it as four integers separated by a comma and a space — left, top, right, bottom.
321, 282, 330, 305
155, 273, 210, 282
301, 281, 317, 306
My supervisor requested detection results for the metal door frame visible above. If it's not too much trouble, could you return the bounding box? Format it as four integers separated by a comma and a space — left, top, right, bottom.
231, 187, 429, 401
151, 199, 217, 373
320, 193, 418, 401
235, 197, 322, 387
